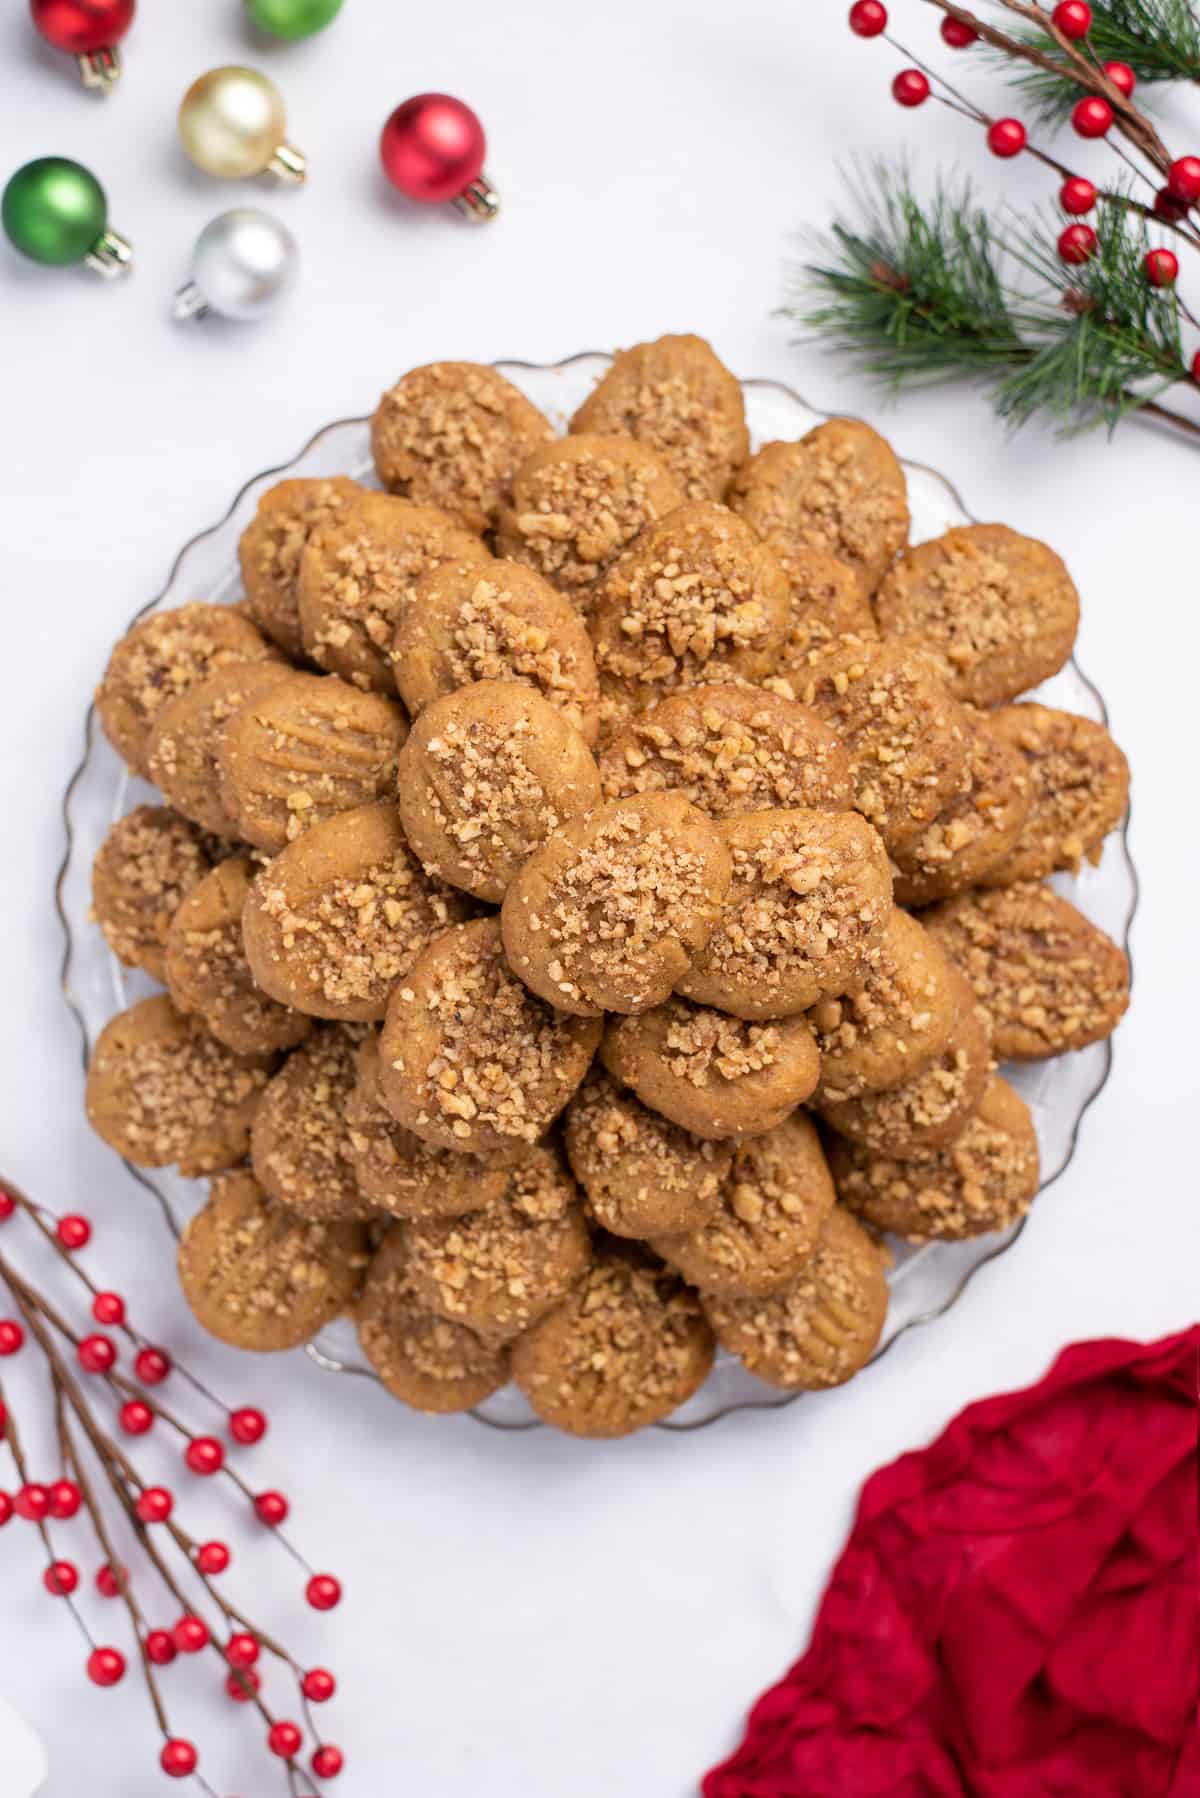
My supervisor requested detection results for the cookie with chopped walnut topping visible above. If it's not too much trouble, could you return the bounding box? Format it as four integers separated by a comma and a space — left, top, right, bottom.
238, 476, 362, 659
146, 662, 294, 840
763, 545, 879, 689
395, 558, 600, 744
650, 1113, 835, 1299
91, 805, 217, 984
378, 917, 602, 1156
356, 1224, 510, 1412
250, 1023, 375, 1221
511, 1242, 715, 1437
562, 1066, 731, 1238
598, 684, 853, 818
703, 1205, 889, 1390
502, 792, 732, 1017
810, 908, 959, 1105
495, 433, 684, 606
569, 334, 749, 501
297, 490, 487, 694
891, 713, 1031, 907
875, 524, 1079, 707
980, 702, 1130, 885
677, 808, 892, 1021
165, 856, 312, 1056
601, 998, 820, 1141
727, 420, 910, 598
179, 1168, 370, 1354
829, 1075, 1040, 1241
924, 881, 1130, 1061
395, 681, 603, 904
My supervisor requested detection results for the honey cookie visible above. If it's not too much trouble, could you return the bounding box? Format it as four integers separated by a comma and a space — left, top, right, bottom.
511, 1244, 715, 1437
924, 881, 1131, 1061
238, 476, 361, 658
890, 716, 1031, 907
85, 994, 273, 1177
795, 642, 973, 855
817, 970, 991, 1157
598, 684, 854, 818
601, 999, 820, 1141
401, 1148, 592, 1344
829, 1075, 1040, 1240
346, 1036, 519, 1220
810, 908, 959, 1105
703, 1206, 888, 1390
569, 333, 749, 501
179, 1168, 370, 1353
218, 671, 408, 853
165, 856, 312, 1056
91, 805, 216, 983
562, 1066, 731, 1238
980, 703, 1130, 884
677, 809, 892, 1020
589, 502, 790, 719
762, 546, 879, 688
395, 680, 603, 904
727, 420, 910, 597
371, 361, 554, 536
395, 558, 600, 744
501, 792, 732, 1017
355, 1225, 510, 1413
297, 491, 487, 693
378, 917, 602, 1154
495, 433, 684, 605
146, 662, 293, 839
250, 1024, 374, 1221
875, 524, 1079, 706
242, 801, 468, 1021
650, 1113, 835, 1299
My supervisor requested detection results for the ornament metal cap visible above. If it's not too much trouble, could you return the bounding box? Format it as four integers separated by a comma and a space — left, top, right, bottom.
77, 45, 120, 91
85, 225, 132, 277
454, 174, 500, 222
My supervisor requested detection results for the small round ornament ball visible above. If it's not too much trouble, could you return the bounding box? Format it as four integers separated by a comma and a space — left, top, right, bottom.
891, 69, 930, 107
1051, 1, 1092, 38
380, 94, 498, 220
1060, 176, 1097, 215
174, 209, 298, 324
1073, 96, 1113, 138
245, 0, 343, 38
848, 0, 887, 35
987, 118, 1027, 158
29, 0, 134, 53
1144, 247, 1179, 287
1058, 223, 1097, 265
179, 67, 305, 182
1167, 156, 1200, 203
2, 160, 130, 275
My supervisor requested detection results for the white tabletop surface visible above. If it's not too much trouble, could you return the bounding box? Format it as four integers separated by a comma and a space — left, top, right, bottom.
1, 3, 1198, 1794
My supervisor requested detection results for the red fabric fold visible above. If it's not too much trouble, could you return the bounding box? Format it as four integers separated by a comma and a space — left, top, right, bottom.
702, 1329, 1200, 1798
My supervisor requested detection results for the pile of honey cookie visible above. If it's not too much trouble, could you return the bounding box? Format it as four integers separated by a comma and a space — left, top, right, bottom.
84, 335, 1131, 1438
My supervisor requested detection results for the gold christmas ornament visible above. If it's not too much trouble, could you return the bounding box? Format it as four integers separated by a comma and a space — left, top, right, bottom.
178, 66, 306, 183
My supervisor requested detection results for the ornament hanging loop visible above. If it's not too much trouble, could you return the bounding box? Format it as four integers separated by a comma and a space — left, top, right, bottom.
84, 226, 132, 278
454, 174, 500, 222
268, 142, 307, 184
77, 44, 121, 91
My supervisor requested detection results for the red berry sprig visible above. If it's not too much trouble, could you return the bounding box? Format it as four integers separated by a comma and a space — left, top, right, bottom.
1072, 96, 1114, 139
1051, 1, 1092, 39
1058, 223, 1098, 265
848, 0, 887, 36
892, 68, 931, 107
1145, 247, 1180, 287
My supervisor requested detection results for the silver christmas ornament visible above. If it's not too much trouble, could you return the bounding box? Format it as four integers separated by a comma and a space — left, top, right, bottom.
173, 208, 297, 323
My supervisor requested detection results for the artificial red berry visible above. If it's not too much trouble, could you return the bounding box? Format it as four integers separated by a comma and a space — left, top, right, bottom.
306, 1574, 342, 1612
225, 1667, 261, 1702
302, 1668, 336, 1703
1058, 222, 1098, 264
848, 0, 887, 35
56, 1214, 91, 1251
48, 1479, 82, 1519
1102, 60, 1136, 97
1060, 176, 1097, 215
227, 1632, 261, 1668
312, 1746, 344, 1780
134, 1345, 171, 1385
0, 1320, 24, 1356
0, 1492, 12, 1526
269, 1721, 303, 1759
196, 1540, 231, 1575
145, 1629, 177, 1666
77, 1333, 116, 1375
86, 1646, 125, 1686
91, 1291, 125, 1327
1144, 247, 1180, 286
1052, 0, 1092, 37
229, 1405, 267, 1445
1167, 156, 1200, 202
892, 68, 930, 106
96, 1562, 128, 1598
43, 1559, 79, 1596
135, 1486, 173, 1524
184, 1436, 224, 1477
987, 118, 1026, 158
1192, 349, 1200, 382
15, 1483, 49, 1521
0, 1190, 14, 1221
160, 1740, 198, 1779
1073, 96, 1113, 137
254, 1490, 289, 1527
940, 16, 977, 46
174, 1614, 210, 1654
119, 1399, 154, 1436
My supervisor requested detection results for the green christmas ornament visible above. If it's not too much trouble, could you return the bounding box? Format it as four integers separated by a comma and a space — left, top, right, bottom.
244, 0, 344, 40
2, 157, 131, 276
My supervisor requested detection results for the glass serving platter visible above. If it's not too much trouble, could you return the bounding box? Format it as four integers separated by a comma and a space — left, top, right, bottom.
56, 354, 1138, 1432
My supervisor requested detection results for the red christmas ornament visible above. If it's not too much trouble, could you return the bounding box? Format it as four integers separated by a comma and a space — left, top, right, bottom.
0, 1492, 15, 1526
988, 117, 1027, 157
1058, 223, 1098, 264
56, 1214, 91, 1250
145, 1629, 176, 1666
1144, 247, 1180, 286
95, 1561, 127, 1598
119, 1398, 154, 1435
0, 1190, 14, 1221
380, 94, 499, 221
160, 1739, 198, 1779
305, 1573, 342, 1612
43, 1559, 79, 1596
254, 1489, 289, 1527
77, 1332, 116, 1374
196, 1540, 231, 1575
1192, 349, 1200, 382
891, 69, 930, 107
15, 1483, 50, 1521
91, 1290, 125, 1326
47, 1478, 82, 1519
226, 1667, 261, 1703
1052, 0, 1092, 37
1073, 96, 1113, 137
29, 0, 134, 91
303, 1667, 336, 1703
1167, 156, 1200, 202
940, 16, 978, 46
1102, 60, 1136, 97
269, 1721, 304, 1759
0, 1320, 25, 1355
173, 1614, 210, 1654
134, 1345, 170, 1384
184, 1436, 225, 1476
1060, 176, 1097, 215
848, 0, 887, 34
134, 1486, 173, 1524
229, 1405, 267, 1445
313, 1745, 345, 1780
86, 1646, 125, 1687
227, 1632, 261, 1668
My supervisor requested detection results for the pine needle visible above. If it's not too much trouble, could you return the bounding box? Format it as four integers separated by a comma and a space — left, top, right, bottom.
983, 0, 1200, 123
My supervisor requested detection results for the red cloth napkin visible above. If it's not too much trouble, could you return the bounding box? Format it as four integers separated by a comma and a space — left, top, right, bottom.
703, 1329, 1200, 1798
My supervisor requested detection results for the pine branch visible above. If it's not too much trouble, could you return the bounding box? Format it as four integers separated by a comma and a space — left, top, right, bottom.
983, 0, 1200, 121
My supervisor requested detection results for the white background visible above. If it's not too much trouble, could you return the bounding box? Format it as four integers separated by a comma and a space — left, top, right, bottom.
1, 3, 1198, 1795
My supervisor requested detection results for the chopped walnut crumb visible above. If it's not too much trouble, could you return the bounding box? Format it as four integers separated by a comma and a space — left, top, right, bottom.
982, 703, 1130, 884
91, 806, 215, 982
563, 1066, 730, 1237
250, 1025, 372, 1220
